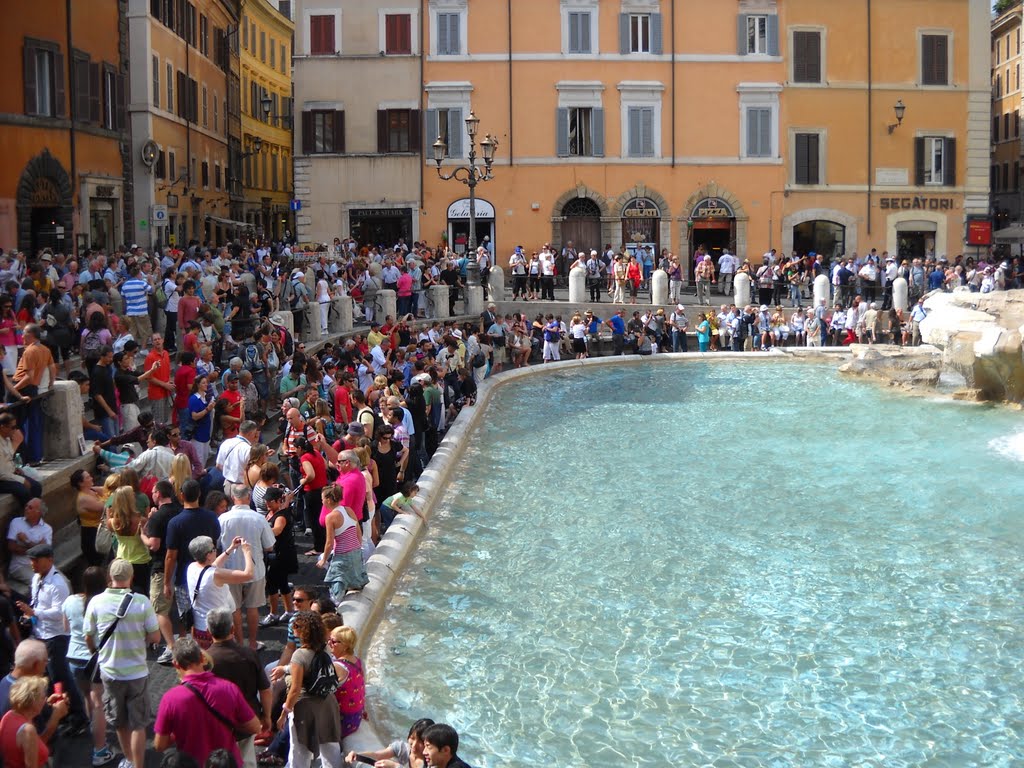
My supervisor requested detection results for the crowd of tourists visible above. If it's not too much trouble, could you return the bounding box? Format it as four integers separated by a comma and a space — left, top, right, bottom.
0, 232, 1014, 768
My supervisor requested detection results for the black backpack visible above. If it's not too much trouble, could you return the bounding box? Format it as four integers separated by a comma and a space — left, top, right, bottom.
304, 649, 340, 698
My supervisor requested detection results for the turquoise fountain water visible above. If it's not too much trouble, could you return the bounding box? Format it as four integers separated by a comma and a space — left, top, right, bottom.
368, 361, 1024, 767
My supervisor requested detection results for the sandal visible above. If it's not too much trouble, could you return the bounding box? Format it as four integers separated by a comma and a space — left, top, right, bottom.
257, 753, 285, 766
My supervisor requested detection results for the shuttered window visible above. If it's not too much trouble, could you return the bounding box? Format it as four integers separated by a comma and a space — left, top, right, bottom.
23, 38, 64, 118
436, 13, 460, 55
309, 15, 335, 56
152, 55, 160, 109
745, 108, 772, 158
386, 14, 412, 54
794, 133, 820, 185
556, 107, 604, 157
737, 14, 778, 56
377, 109, 421, 153
914, 137, 955, 186
627, 106, 654, 157
72, 51, 90, 122
792, 30, 821, 84
619, 13, 661, 55
424, 108, 463, 158
568, 12, 592, 54
921, 34, 949, 86
301, 110, 345, 154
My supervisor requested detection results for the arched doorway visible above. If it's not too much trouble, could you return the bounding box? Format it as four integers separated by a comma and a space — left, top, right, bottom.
560, 197, 602, 255
16, 151, 73, 255
688, 197, 736, 274
792, 220, 846, 261
621, 197, 661, 259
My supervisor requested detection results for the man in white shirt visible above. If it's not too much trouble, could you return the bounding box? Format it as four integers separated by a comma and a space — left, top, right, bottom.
539, 248, 556, 300
718, 250, 738, 297
370, 337, 391, 375
216, 421, 259, 493
6, 498, 52, 586
218, 485, 275, 651
126, 427, 176, 480
15, 543, 87, 729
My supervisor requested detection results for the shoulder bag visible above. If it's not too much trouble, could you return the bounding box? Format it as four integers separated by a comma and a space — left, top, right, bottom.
83, 592, 134, 683
95, 511, 114, 557
180, 565, 212, 632
182, 682, 250, 740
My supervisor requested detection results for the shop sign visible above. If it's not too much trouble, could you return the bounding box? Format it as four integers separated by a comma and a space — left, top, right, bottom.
30, 178, 62, 207
691, 197, 734, 219
351, 207, 413, 219
95, 185, 116, 198
447, 198, 495, 219
966, 218, 992, 246
622, 198, 661, 218
880, 197, 955, 211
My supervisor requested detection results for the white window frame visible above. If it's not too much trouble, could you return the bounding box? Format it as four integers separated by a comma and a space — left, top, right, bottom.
918, 28, 953, 87
425, 81, 472, 161
556, 81, 604, 158
429, 0, 467, 57
738, 83, 781, 161
630, 14, 651, 54
618, 81, 664, 159
561, 0, 599, 56
302, 9, 341, 57
788, 128, 826, 186
378, 8, 420, 56
922, 135, 948, 186
747, 15, 769, 55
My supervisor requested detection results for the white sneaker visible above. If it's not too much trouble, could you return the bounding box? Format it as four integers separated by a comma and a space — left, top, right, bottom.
117, 759, 134, 768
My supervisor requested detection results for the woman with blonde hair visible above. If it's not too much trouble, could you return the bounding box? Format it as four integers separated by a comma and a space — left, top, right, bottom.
367, 375, 388, 408
354, 443, 378, 553
317, 485, 367, 600
107, 486, 153, 595
0, 676, 50, 768
169, 454, 191, 500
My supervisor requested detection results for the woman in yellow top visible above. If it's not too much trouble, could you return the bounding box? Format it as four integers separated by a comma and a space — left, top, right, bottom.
107, 486, 154, 595
72, 469, 106, 567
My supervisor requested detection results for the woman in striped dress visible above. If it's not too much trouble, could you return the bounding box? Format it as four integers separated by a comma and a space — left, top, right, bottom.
316, 485, 367, 602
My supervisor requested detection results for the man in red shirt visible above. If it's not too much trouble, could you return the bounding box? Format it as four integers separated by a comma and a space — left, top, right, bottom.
173, 351, 198, 434
333, 372, 354, 425
219, 373, 244, 440
144, 332, 174, 425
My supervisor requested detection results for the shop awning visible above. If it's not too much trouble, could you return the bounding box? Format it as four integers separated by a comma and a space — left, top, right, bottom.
994, 224, 1024, 242
204, 214, 254, 229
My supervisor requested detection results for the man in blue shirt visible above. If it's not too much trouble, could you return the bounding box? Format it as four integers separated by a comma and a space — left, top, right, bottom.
121, 265, 153, 347
605, 309, 626, 355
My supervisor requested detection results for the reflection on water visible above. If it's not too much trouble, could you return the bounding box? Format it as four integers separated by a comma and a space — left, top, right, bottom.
369, 362, 1024, 767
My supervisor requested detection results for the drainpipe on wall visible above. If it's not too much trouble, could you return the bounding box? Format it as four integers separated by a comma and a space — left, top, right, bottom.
670, 0, 676, 168
66, 0, 78, 251
419, 0, 425, 221
507, 0, 513, 166
866, 0, 873, 236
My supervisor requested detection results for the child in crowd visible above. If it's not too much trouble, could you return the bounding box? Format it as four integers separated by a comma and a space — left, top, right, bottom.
378, 481, 424, 536
329, 626, 365, 738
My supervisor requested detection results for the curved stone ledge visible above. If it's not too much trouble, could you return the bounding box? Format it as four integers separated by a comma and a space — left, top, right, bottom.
339, 348, 859, 752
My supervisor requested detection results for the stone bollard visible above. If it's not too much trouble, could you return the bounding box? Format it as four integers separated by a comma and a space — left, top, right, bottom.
893, 277, 909, 312
568, 266, 586, 303
43, 381, 83, 460
734, 272, 751, 307
329, 295, 352, 336
428, 285, 450, 319
651, 269, 668, 305
301, 303, 321, 343
465, 285, 484, 316
488, 265, 505, 302
378, 289, 397, 322
813, 274, 831, 308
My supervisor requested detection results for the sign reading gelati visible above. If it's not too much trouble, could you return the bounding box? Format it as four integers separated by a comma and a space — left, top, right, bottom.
880, 197, 955, 211
966, 218, 992, 247
447, 198, 495, 219
691, 197, 734, 219
622, 198, 661, 218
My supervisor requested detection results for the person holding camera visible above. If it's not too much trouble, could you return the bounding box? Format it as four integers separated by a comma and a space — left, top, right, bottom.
185, 535, 254, 650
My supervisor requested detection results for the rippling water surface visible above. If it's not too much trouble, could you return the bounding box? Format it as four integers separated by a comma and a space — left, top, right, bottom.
368, 361, 1024, 767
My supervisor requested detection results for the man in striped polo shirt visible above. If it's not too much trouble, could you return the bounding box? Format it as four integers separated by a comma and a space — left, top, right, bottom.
121, 265, 154, 347
84, 558, 160, 768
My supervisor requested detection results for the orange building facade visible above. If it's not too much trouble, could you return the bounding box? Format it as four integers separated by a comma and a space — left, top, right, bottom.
0, 0, 130, 255
419, 0, 990, 274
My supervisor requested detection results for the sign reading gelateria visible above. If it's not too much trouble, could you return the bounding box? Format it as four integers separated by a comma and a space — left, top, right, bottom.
622, 198, 661, 218
880, 197, 956, 211
447, 198, 495, 219
691, 197, 734, 219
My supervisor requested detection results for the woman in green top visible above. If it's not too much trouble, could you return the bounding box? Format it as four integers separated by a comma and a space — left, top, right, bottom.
107, 485, 154, 594
379, 481, 425, 536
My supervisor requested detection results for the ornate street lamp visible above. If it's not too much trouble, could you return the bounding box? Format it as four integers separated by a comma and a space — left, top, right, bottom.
433, 111, 498, 287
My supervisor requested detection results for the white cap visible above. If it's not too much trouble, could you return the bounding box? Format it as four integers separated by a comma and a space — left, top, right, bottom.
676, 304, 685, 312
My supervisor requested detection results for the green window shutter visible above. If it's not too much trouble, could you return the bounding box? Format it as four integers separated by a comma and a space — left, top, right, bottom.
766, 15, 779, 56
447, 108, 463, 158
556, 108, 570, 157
619, 13, 630, 54
628, 107, 641, 156
592, 107, 605, 157
651, 14, 663, 55
736, 14, 748, 55
424, 109, 438, 157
